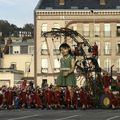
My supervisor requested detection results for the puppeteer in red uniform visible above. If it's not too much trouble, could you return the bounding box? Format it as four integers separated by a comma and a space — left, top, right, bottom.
92, 42, 98, 59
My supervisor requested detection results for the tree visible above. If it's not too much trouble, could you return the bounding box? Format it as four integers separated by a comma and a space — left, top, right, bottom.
0, 20, 34, 38
0, 36, 4, 44
9, 24, 19, 37
0, 20, 11, 37
23, 23, 34, 37
0, 20, 20, 37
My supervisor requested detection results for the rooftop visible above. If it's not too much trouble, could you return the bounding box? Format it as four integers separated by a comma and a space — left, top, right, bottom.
35, 0, 120, 10
0, 68, 24, 74
9, 39, 34, 46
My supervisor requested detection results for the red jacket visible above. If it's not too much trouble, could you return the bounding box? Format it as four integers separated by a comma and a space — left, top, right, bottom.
44, 89, 52, 105
54, 90, 60, 105
65, 89, 71, 102
79, 90, 87, 105
19, 91, 26, 104
102, 75, 111, 88
5, 90, 13, 105
34, 92, 41, 107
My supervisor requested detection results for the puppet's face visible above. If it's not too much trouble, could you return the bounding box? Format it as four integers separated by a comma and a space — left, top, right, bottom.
60, 47, 70, 56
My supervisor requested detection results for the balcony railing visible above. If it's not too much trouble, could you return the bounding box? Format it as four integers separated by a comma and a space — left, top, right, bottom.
53, 49, 60, 55
103, 31, 111, 37
41, 68, 48, 73
41, 31, 46, 37
0, 68, 23, 74
41, 49, 49, 55
54, 68, 60, 73
94, 31, 100, 37
104, 49, 112, 55
82, 31, 90, 37
116, 68, 120, 73
104, 68, 111, 73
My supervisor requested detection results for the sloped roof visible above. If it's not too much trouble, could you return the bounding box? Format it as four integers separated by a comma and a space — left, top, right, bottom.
35, 0, 120, 10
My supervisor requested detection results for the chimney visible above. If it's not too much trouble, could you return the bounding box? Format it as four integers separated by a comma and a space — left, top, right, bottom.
59, 0, 64, 5
100, 0, 106, 5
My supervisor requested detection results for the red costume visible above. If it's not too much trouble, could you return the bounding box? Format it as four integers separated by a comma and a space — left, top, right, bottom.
19, 90, 27, 107
107, 91, 117, 107
79, 88, 87, 108
54, 90, 60, 106
20, 80, 27, 90
102, 74, 111, 90
92, 43, 98, 57
5, 90, 13, 106
72, 90, 79, 109
44, 89, 52, 109
34, 90, 41, 108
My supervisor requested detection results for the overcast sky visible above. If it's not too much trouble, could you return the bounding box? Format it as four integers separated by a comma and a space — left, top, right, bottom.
0, 0, 39, 27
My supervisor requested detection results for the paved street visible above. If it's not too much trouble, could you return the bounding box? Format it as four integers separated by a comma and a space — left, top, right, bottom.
0, 109, 120, 120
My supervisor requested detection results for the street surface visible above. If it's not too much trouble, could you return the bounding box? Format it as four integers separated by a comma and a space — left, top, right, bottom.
0, 109, 120, 120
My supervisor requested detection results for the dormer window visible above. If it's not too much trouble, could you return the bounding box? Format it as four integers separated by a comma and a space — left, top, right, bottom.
100, 0, 106, 5
116, 6, 120, 9
59, 0, 64, 5
71, 6, 78, 9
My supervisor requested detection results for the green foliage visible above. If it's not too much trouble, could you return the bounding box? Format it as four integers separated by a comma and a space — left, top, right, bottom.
23, 23, 34, 37
0, 20, 11, 37
0, 20, 34, 38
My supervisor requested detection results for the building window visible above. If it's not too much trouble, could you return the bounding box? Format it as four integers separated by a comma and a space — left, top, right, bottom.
20, 45, 28, 54
53, 41, 60, 55
53, 23, 60, 29
25, 62, 30, 73
117, 43, 120, 55
9, 46, 13, 54
41, 79, 48, 88
54, 59, 60, 72
117, 59, 120, 73
94, 24, 100, 37
104, 42, 111, 55
41, 24, 48, 36
70, 24, 77, 31
116, 24, 120, 37
83, 24, 90, 37
53, 49, 60, 55
41, 59, 48, 73
41, 41, 48, 55
28, 46, 34, 54
13, 46, 20, 54
59, 0, 64, 5
104, 58, 111, 72
10, 62, 16, 69
104, 24, 111, 37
